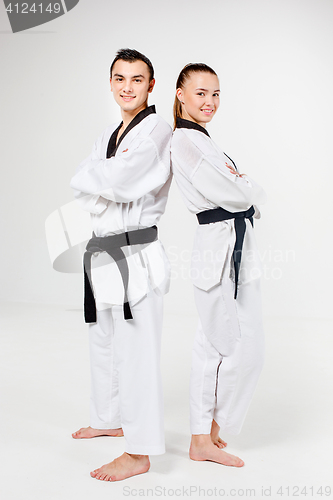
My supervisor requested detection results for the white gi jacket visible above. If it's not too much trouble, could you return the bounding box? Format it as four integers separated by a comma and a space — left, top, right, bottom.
70, 106, 172, 309
171, 118, 267, 293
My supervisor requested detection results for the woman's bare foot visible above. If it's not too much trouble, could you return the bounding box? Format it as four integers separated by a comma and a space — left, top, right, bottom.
210, 419, 227, 448
72, 426, 123, 439
190, 434, 244, 467
90, 453, 150, 481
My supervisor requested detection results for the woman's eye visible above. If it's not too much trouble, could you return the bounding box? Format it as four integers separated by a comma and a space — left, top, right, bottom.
197, 92, 205, 96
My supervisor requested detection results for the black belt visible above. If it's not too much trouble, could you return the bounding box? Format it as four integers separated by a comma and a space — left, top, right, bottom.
196, 206, 255, 299
83, 226, 158, 323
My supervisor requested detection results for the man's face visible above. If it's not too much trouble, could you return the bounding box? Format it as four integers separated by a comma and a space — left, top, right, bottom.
110, 59, 155, 113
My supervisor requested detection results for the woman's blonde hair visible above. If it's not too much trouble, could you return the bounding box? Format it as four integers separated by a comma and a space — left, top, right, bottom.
173, 63, 217, 129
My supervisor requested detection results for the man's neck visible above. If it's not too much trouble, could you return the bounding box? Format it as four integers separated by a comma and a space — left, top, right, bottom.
121, 102, 148, 128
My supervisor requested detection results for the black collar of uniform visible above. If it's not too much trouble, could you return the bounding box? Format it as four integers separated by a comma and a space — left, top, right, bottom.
106, 105, 156, 158
176, 117, 210, 137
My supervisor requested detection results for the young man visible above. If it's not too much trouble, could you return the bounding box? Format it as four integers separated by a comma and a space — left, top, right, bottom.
70, 49, 172, 481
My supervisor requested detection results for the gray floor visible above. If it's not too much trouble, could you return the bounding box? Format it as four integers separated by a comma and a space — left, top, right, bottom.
0, 301, 332, 500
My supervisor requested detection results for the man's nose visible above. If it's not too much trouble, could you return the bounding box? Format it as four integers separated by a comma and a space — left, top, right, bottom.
123, 80, 133, 93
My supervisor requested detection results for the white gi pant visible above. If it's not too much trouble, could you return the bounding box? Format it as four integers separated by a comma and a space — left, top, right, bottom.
190, 277, 264, 435
88, 291, 165, 455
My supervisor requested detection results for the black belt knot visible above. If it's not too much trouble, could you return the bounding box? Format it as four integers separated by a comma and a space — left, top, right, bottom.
83, 226, 158, 323
196, 206, 255, 299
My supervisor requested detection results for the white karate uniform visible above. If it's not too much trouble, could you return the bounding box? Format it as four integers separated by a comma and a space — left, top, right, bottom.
70, 106, 172, 454
171, 118, 266, 435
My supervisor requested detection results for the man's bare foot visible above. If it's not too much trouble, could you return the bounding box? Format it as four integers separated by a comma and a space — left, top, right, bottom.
72, 426, 123, 439
210, 419, 227, 448
190, 434, 244, 467
90, 453, 150, 481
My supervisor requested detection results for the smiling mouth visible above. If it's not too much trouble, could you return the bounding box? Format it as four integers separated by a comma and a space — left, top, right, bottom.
201, 109, 214, 114
121, 95, 135, 101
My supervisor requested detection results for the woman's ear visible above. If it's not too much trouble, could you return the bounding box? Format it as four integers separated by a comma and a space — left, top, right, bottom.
176, 88, 184, 104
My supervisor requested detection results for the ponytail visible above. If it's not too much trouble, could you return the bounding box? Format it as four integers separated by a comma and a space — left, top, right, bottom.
173, 95, 183, 130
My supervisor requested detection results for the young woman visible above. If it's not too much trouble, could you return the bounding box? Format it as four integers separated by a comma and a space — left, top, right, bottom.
171, 64, 267, 467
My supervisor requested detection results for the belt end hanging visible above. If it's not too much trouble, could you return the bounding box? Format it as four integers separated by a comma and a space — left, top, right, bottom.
84, 306, 97, 324
123, 301, 133, 320
84, 253, 97, 323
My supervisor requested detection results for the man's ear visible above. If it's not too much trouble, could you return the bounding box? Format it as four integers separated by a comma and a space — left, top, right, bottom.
110, 77, 113, 92
148, 78, 156, 94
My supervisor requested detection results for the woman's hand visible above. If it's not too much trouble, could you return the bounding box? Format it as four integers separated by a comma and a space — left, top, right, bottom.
225, 162, 245, 177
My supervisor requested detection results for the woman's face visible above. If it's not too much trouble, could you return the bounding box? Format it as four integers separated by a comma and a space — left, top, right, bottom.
177, 72, 220, 127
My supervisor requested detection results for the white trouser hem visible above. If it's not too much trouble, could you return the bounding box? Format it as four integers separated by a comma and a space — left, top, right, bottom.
90, 421, 122, 430
190, 423, 212, 435
214, 415, 242, 436
125, 444, 165, 456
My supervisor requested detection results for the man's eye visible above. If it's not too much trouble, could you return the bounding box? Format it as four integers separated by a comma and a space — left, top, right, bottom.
134, 79, 142, 83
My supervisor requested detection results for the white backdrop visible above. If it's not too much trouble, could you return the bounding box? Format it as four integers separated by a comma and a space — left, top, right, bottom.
1, 0, 332, 320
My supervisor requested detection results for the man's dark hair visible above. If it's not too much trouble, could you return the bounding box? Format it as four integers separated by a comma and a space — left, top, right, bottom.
110, 48, 154, 81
